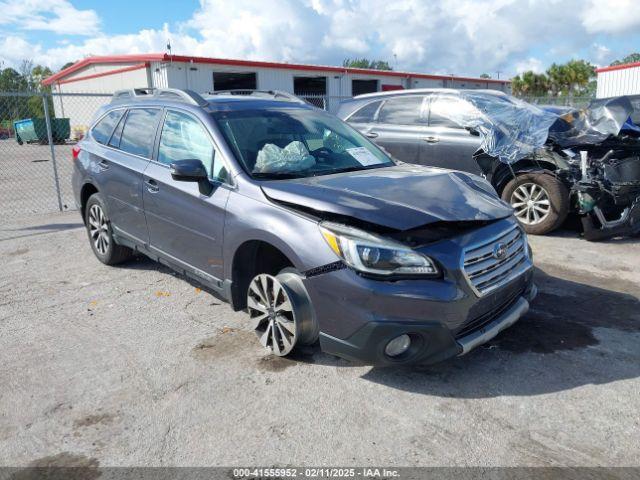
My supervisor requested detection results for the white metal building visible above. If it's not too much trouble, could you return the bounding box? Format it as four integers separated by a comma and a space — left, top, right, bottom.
596, 61, 640, 98
43, 53, 511, 132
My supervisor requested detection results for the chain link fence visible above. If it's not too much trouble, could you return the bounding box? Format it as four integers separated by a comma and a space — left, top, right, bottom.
0, 92, 111, 228
517, 96, 594, 108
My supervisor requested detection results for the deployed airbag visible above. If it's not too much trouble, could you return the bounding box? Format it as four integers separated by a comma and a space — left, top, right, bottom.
254, 141, 316, 173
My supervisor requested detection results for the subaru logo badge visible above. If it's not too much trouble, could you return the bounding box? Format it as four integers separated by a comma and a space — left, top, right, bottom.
493, 242, 507, 260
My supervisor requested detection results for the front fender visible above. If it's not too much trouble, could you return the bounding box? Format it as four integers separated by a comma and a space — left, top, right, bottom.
222, 193, 338, 280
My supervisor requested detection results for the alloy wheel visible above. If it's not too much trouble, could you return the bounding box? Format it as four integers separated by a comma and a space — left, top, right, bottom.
247, 274, 297, 356
88, 204, 110, 256
511, 182, 551, 225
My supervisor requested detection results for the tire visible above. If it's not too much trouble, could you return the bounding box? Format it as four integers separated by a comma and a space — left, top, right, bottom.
501, 172, 569, 235
84, 193, 133, 265
246, 268, 318, 357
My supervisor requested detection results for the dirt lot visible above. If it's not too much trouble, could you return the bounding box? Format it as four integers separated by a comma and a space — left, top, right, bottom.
0, 212, 638, 467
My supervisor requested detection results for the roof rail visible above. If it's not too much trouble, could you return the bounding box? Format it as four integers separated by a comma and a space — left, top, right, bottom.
111, 88, 208, 107
206, 89, 307, 104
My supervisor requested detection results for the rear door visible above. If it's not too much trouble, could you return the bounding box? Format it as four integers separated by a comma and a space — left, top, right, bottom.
368, 95, 429, 164
142, 108, 231, 282
423, 95, 483, 174
90, 107, 160, 244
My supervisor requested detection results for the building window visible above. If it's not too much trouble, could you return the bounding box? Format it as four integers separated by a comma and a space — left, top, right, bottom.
213, 72, 257, 91
294, 76, 327, 108
352, 79, 378, 96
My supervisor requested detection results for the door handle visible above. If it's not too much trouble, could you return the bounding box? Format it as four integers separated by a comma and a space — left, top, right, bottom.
365, 131, 379, 139
97, 160, 109, 171
422, 136, 440, 143
145, 179, 159, 193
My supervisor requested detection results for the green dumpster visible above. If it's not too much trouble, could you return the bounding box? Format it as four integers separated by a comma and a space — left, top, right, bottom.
13, 118, 71, 145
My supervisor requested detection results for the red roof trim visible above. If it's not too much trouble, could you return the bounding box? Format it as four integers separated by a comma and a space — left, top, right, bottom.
43, 53, 510, 86
596, 61, 640, 73
55, 62, 148, 85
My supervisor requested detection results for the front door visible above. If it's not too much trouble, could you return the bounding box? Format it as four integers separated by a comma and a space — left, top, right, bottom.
423, 95, 484, 175
143, 109, 231, 282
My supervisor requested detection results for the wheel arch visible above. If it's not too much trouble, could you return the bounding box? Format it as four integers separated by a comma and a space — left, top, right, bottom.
228, 238, 298, 311
80, 182, 99, 223
491, 160, 560, 196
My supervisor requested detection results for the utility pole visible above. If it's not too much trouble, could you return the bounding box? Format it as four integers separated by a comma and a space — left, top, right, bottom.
495, 70, 502, 80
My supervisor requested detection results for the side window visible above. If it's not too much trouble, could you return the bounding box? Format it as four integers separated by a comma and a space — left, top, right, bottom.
377, 96, 425, 125
348, 101, 382, 123
91, 110, 124, 145
119, 108, 161, 158
428, 96, 475, 128
158, 110, 228, 182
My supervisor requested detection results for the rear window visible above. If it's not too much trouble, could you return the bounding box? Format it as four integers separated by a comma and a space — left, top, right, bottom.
91, 110, 124, 145
348, 101, 382, 123
119, 108, 161, 158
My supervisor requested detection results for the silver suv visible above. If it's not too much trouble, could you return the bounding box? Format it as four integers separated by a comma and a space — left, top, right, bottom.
73, 88, 536, 366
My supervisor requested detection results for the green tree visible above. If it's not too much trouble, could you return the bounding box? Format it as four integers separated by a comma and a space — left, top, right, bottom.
60, 61, 76, 71
343, 58, 393, 70
480, 73, 491, 79
610, 53, 640, 66
512, 59, 595, 98
511, 71, 549, 96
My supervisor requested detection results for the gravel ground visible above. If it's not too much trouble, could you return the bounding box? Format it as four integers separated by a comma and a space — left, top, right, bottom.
0, 212, 638, 468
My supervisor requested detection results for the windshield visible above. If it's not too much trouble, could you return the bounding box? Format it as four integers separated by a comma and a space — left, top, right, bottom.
212, 107, 394, 179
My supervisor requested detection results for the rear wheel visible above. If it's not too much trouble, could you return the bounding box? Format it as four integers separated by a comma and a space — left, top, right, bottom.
85, 193, 133, 265
501, 172, 569, 235
247, 269, 318, 357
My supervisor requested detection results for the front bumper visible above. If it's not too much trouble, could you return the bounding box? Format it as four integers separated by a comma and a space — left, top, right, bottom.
318, 282, 537, 366
303, 218, 536, 366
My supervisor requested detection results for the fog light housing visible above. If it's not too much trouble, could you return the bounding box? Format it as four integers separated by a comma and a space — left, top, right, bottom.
385, 334, 411, 357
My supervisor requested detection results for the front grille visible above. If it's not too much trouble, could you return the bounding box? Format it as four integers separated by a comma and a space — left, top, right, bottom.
462, 225, 529, 296
455, 287, 524, 339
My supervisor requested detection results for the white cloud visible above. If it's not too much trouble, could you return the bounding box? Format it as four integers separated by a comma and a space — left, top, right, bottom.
581, 0, 640, 34
0, 0, 639, 78
515, 57, 544, 74
591, 43, 612, 65
0, 0, 100, 36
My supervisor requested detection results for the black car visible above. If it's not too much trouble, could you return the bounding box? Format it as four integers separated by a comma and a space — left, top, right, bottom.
337, 90, 640, 239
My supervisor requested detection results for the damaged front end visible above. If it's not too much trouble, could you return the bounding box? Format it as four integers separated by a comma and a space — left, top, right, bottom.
436, 92, 640, 240
547, 97, 640, 241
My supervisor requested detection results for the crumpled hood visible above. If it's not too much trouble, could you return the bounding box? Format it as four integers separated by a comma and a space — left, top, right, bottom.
261, 165, 513, 231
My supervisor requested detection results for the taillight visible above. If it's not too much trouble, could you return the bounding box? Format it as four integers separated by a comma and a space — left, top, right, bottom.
72, 145, 81, 161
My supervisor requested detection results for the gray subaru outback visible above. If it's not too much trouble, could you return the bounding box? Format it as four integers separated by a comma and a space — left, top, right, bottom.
73, 88, 536, 366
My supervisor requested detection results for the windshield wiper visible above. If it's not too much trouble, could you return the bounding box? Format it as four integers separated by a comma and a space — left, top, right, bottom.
312, 164, 389, 176
252, 172, 308, 179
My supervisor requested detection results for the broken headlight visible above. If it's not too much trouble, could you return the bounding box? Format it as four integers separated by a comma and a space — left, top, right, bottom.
319, 221, 439, 277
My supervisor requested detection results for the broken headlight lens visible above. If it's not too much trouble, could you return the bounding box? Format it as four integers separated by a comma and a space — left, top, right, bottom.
319, 222, 439, 277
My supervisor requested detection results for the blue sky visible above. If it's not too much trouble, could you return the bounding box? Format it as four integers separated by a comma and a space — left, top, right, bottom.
1, 0, 639, 79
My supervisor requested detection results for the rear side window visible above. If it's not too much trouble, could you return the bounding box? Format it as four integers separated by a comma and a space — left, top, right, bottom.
119, 108, 161, 158
91, 110, 124, 145
348, 101, 382, 123
378, 96, 425, 125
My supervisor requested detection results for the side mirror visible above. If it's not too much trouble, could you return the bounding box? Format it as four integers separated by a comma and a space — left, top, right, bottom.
170, 159, 213, 196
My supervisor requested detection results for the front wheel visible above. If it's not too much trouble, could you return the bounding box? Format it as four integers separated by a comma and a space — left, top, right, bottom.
501, 172, 569, 235
247, 269, 318, 357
